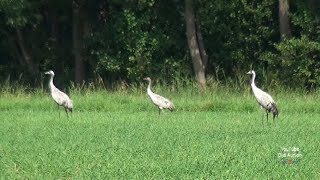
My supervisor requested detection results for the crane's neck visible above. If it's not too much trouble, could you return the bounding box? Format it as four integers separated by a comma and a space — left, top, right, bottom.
147, 80, 153, 95
48, 74, 55, 91
250, 72, 256, 88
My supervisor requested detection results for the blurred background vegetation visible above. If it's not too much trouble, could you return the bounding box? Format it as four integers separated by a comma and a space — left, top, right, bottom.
0, 0, 319, 90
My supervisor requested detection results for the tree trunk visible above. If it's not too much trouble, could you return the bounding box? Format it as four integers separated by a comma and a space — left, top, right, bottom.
185, 0, 206, 89
16, 29, 38, 75
83, 10, 93, 68
13, 43, 25, 66
49, 6, 58, 41
196, 21, 208, 69
279, 0, 291, 40
73, 0, 85, 84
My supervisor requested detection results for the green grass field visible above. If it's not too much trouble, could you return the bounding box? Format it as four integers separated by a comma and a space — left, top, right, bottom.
0, 88, 319, 179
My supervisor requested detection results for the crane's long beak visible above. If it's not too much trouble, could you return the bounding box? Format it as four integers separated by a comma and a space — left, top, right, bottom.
44, 72, 49, 75
246, 71, 251, 75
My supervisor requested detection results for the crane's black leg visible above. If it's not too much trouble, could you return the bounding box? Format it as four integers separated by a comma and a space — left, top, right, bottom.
266, 110, 269, 122
65, 108, 69, 118
158, 108, 161, 115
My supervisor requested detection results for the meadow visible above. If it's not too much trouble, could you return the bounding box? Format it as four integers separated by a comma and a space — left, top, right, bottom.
0, 84, 319, 179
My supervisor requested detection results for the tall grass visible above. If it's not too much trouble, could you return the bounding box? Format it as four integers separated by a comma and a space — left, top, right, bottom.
1, 76, 319, 113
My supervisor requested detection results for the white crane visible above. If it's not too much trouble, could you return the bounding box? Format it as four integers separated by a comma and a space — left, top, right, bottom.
45, 70, 73, 118
247, 70, 278, 121
143, 77, 175, 115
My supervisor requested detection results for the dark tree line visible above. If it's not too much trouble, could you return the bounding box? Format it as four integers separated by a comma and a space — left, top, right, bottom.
0, 0, 319, 89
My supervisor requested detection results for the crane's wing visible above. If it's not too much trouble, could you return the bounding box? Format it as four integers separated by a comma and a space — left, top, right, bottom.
151, 93, 175, 111
51, 87, 73, 109
254, 88, 275, 109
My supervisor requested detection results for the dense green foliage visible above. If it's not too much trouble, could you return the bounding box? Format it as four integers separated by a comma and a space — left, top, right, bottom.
262, 36, 320, 89
262, 1, 320, 89
0, 88, 319, 178
0, 0, 320, 89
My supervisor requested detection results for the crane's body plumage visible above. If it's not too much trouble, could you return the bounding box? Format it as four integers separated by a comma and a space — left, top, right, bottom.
45, 70, 73, 117
247, 70, 278, 121
144, 77, 175, 114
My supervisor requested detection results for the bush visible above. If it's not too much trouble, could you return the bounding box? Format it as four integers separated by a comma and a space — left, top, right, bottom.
261, 36, 320, 89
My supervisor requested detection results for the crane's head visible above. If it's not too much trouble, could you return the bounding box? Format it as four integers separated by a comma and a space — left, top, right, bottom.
44, 70, 55, 76
246, 70, 255, 75
143, 77, 151, 82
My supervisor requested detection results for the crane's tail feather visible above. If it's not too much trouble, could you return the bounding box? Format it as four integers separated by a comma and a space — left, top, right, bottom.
168, 106, 175, 112
66, 100, 73, 112
164, 100, 175, 112
271, 102, 278, 119
167, 103, 175, 112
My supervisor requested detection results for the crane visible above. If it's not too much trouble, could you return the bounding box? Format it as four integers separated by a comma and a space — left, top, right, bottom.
247, 70, 278, 122
45, 70, 73, 118
143, 77, 175, 115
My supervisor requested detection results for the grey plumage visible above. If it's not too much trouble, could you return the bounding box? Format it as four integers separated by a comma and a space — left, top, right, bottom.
45, 70, 73, 118
143, 77, 175, 115
247, 70, 278, 121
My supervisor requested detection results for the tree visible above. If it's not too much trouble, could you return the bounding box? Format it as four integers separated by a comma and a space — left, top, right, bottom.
16, 28, 39, 75
0, 0, 39, 76
0, 0, 319, 89
73, 0, 85, 84
185, 0, 207, 89
279, 0, 291, 40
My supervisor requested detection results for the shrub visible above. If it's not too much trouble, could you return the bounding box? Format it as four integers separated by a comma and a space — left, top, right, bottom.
261, 36, 320, 89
